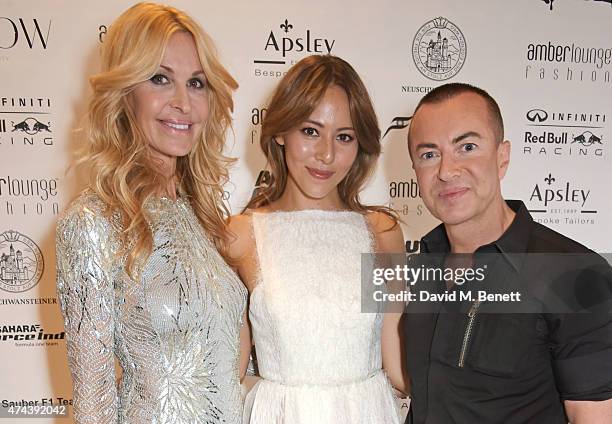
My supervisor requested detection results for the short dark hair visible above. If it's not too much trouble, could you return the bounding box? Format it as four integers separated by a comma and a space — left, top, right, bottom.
409, 83, 504, 144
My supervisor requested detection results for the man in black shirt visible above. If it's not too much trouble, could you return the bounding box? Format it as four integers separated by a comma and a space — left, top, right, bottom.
403, 83, 612, 423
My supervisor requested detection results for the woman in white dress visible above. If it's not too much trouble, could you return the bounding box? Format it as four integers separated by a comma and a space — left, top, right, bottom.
229, 55, 407, 423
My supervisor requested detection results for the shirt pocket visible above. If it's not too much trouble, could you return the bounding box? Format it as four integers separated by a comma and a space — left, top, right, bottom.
464, 314, 543, 378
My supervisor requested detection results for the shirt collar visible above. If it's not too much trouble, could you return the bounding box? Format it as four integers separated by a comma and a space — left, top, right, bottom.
420, 200, 533, 272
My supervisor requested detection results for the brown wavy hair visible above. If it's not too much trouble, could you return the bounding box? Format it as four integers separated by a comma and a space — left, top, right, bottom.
78, 2, 238, 277
246, 55, 396, 221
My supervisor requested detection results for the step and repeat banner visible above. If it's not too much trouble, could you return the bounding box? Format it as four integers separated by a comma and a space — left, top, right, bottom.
1, 0, 611, 421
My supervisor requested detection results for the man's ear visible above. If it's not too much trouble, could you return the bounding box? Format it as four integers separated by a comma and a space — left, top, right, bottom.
497, 139, 511, 180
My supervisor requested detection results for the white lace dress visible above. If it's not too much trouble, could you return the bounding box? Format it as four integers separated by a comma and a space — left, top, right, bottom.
243, 210, 400, 424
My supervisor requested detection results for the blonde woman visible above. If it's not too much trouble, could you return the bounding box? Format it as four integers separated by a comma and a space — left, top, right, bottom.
56, 3, 247, 423
229, 55, 406, 423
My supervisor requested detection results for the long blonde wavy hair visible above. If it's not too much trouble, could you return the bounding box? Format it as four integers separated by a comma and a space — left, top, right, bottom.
246, 55, 396, 222
78, 2, 238, 277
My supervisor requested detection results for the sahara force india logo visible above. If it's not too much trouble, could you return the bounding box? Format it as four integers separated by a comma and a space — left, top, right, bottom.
0, 230, 44, 293
412, 17, 467, 81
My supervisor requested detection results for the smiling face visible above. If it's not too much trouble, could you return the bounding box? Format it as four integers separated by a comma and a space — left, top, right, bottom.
276, 85, 359, 210
129, 31, 209, 175
408, 92, 510, 229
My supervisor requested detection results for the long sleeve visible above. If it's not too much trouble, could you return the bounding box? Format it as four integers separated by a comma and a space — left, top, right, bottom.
56, 198, 119, 424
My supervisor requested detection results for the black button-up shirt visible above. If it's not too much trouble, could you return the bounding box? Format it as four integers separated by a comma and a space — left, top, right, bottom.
403, 200, 612, 424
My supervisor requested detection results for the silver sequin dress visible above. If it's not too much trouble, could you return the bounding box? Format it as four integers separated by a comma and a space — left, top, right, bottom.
56, 191, 247, 424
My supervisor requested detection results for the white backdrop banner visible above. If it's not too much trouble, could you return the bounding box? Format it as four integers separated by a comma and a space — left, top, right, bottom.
1, 0, 611, 422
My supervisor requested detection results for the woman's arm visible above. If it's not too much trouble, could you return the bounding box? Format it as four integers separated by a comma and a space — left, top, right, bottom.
238, 309, 252, 380
369, 211, 410, 396
227, 214, 259, 390
56, 201, 119, 423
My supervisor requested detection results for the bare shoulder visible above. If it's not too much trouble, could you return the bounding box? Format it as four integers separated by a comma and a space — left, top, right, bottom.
227, 213, 253, 237
226, 213, 255, 260
226, 212, 262, 291
365, 210, 404, 254
366, 210, 398, 233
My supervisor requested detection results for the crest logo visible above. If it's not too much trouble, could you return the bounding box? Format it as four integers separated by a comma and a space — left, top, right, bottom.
0, 230, 44, 293
412, 17, 467, 81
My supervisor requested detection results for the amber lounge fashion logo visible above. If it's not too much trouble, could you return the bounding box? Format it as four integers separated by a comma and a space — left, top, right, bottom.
0, 176, 60, 217
0, 230, 44, 293
524, 41, 612, 84
387, 178, 425, 219
412, 17, 466, 81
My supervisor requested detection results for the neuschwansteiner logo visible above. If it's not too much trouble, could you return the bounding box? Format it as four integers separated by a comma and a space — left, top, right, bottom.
0, 230, 43, 293
412, 17, 467, 81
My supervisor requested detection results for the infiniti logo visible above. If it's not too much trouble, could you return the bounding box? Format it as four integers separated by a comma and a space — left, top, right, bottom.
526, 109, 548, 122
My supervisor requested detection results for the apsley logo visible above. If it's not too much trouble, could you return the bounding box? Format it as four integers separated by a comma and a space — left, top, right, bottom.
253, 19, 336, 77
0, 230, 44, 293
9, 117, 50, 135
261, 19, 335, 60
0, 17, 51, 49
412, 17, 466, 81
528, 174, 596, 226
530, 174, 590, 208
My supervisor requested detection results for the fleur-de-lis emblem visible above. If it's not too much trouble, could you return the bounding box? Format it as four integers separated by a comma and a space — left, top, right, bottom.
280, 19, 293, 33
544, 173, 556, 185
542, 0, 554, 11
